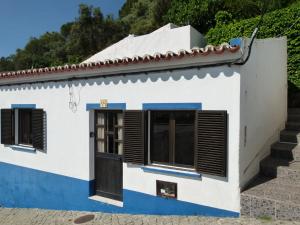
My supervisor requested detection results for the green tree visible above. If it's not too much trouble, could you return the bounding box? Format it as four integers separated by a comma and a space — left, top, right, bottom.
12, 32, 66, 70
215, 11, 233, 26
119, 0, 171, 35
65, 4, 104, 63
119, 0, 139, 18
165, 0, 296, 33
0, 56, 15, 71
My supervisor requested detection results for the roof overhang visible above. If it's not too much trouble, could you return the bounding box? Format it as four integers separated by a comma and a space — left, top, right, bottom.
0, 43, 244, 86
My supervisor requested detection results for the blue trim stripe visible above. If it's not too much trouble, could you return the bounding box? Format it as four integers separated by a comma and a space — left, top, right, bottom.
142, 103, 202, 110
142, 166, 201, 179
86, 103, 126, 111
11, 104, 36, 109
0, 162, 239, 217
124, 189, 239, 217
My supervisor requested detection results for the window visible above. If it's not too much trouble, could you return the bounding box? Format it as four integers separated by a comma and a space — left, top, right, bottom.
123, 109, 228, 177
150, 111, 195, 168
96, 111, 123, 155
1, 108, 45, 150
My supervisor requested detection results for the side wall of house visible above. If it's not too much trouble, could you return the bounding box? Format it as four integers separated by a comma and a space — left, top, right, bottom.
0, 66, 241, 215
239, 38, 287, 188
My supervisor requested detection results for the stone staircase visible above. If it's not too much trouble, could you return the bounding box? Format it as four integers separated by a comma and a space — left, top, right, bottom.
241, 108, 300, 221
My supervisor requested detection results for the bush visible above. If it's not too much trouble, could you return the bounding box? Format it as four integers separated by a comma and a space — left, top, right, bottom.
206, 3, 300, 92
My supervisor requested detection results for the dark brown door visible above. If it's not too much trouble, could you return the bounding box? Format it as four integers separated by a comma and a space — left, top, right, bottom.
94, 110, 123, 201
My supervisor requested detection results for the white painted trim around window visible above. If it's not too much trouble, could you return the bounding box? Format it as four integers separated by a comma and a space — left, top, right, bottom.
141, 165, 201, 179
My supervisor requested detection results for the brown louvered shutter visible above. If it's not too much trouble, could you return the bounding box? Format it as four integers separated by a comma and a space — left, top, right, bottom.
123, 110, 145, 164
32, 109, 45, 151
195, 110, 227, 177
1, 109, 14, 145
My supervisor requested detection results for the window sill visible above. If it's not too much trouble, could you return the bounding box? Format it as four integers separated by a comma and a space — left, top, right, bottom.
141, 165, 201, 179
10, 145, 36, 152
88, 195, 123, 207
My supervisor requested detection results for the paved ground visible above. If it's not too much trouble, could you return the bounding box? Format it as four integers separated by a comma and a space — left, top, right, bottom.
0, 208, 299, 225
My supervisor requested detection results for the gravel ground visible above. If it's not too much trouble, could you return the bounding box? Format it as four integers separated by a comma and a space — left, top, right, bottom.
0, 208, 299, 225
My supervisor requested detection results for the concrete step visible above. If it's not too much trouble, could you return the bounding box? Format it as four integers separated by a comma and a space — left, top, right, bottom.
269, 175, 300, 188
271, 142, 299, 160
241, 176, 300, 220
243, 176, 299, 203
260, 156, 289, 178
277, 160, 300, 180
241, 110, 300, 221
288, 108, 300, 115
286, 122, 300, 131
260, 156, 300, 179
288, 114, 300, 122
280, 130, 300, 143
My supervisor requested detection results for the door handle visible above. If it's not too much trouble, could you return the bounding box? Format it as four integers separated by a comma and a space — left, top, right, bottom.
89, 132, 95, 138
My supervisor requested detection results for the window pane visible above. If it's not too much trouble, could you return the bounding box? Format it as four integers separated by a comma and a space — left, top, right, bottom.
174, 111, 195, 166
97, 127, 105, 139
117, 128, 123, 140
151, 112, 169, 163
97, 113, 105, 125
97, 141, 105, 153
19, 110, 32, 145
96, 111, 123, 155
114, 140, 123, 155
118, 143, 123, 155
117, 113, 123, 126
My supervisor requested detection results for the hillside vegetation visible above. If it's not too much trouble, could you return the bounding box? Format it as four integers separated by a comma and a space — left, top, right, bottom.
206, 1, 300, 91
0, 0, 298, 91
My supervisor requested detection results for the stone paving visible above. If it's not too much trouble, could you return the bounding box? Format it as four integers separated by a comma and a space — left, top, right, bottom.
0, 208, 299, 225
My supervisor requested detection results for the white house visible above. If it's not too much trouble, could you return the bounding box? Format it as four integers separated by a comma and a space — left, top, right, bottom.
0, 24, 287, 217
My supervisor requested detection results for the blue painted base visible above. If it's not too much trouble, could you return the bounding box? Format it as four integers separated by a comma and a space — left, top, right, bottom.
0, 162, 239, 217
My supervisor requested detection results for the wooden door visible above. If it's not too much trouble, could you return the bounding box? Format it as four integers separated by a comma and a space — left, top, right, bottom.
94, 111, 123, 201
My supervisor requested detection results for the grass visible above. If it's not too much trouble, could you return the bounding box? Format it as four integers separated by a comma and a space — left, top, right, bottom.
258, 215, 273, 222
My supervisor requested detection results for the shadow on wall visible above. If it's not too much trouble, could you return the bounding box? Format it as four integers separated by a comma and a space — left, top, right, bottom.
0, 66, 237, 92
239, 128, 280, 190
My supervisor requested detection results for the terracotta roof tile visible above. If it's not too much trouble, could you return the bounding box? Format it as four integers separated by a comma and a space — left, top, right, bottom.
0, 43, 240, 80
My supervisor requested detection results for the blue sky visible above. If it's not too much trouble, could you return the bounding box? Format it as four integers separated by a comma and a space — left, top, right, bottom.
0, 0, 126, 57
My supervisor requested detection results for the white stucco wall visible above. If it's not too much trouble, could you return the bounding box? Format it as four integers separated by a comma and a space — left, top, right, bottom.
0, 37, 287, 212
0, 65, 241, 212
239, 37, 287, 188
